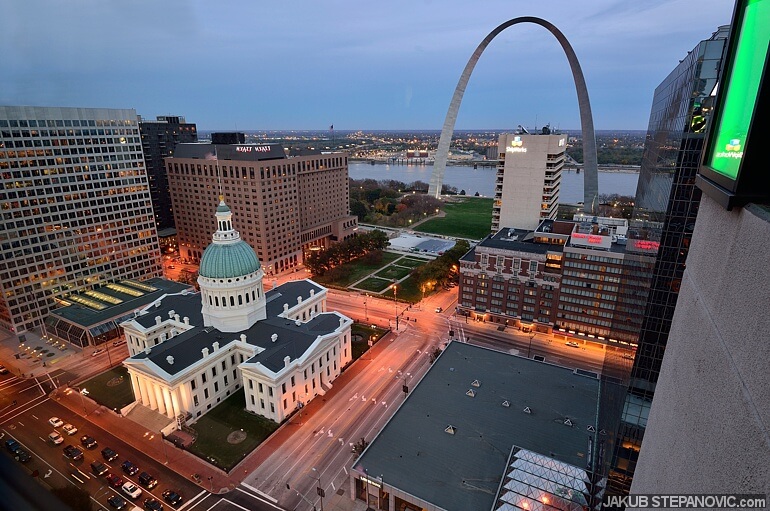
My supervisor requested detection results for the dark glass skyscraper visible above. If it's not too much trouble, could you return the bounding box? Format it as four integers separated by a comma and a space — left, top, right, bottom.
138, 115, 197, 230
605, 26, 730, 495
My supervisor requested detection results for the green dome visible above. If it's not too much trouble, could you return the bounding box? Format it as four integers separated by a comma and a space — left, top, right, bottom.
199, 240, 261, 279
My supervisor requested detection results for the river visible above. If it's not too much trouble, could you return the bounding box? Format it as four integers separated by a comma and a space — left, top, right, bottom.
349, 162, 639, 203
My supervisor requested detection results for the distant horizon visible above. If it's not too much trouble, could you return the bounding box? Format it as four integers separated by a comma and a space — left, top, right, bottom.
194, 128, 648, 134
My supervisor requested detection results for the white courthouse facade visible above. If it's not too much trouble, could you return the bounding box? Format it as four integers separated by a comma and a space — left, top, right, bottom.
121, 198, 353, 429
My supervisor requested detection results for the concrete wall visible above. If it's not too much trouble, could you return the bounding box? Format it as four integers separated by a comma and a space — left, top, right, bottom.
631, 196, 770, 500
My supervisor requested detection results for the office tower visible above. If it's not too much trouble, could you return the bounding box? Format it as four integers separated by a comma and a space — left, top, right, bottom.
166, 137, 357, 275
604, 27, 729, 495
138, 115, 198, 230
0, 106, 162, 334
492, 130, 565, 232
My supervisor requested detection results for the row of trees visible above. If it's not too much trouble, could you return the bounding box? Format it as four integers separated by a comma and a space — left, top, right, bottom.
349, 179, 460, 225
305, 230, 389, 276
410, 239, 470, 291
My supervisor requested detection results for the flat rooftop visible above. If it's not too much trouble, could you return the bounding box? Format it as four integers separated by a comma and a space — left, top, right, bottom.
354, 342, 600, 511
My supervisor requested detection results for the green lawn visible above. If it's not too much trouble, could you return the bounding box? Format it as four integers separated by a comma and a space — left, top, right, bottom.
355, 277, 393, 293
313, 251, 401, 288
79, 366, 134, 412
415, 197, 493, 239
374, 265, 412, 280
393, 257, 427, 269
187, 390, 279, 472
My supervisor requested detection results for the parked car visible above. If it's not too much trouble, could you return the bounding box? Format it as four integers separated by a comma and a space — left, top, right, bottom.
143, 497, 164, 511
121, 460, 139, 476
49, 431, 65, 445
14, 448, 31, 463
101, 447, 119, 462
80, 435, 98, 449
0, 364, 9, 374
49, 417, 64, 427
122, 482, 142, 499
91, 349, 105, 357
108, 495, 128, 510
161, 490, 183, 506
138, 471, 158, 489
565, 341, 580, 348
435, 307, 443, 313
63, 445, 84, 461
106, 473, 124, 488
5, 439, 21, 453
62, 423, 78, 435
91, 460, 109, 476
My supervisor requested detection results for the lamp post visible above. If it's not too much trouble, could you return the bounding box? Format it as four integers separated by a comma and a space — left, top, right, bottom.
312, 467, 325, 511
364, 293, 368, 321
527, 332, 535, 358
392, 282, 399, 331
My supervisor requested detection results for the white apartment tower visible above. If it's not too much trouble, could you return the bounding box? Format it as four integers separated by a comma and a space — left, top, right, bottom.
0, 106, 162, 334
492, 132, 566, 232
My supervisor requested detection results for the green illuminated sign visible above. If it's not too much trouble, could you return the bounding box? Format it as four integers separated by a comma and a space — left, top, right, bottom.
705, 0, 770, 180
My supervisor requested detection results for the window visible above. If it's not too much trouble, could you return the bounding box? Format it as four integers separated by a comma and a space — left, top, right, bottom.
214, 382, 219, 392
190, 379, 197, 390
193, 395, 199, 407
283, 399, 287, 409
258, 382, 263, 393
282, 383, 287, 393
291, 376, 295, 387
248, 380, 253, 390
201, 372, 207, 384
212, 366, 217, 377
204, 389, 209, 399
268, 387, 273, 397
224, 375, 228, 386
270, 403, 275, 413
222, 360, 227, 371
260, 399, 265, 409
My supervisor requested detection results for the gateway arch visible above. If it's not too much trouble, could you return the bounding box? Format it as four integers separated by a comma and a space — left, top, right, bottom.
427, 17, 599, 214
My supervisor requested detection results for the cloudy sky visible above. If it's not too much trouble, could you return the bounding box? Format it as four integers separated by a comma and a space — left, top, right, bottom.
2, 0, 732, 131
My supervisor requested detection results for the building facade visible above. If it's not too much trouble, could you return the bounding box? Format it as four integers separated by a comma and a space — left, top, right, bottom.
605, 27, 729, 496
492, 132, 566, 232
0, 106, 162, 334
458, 216, 646, 348
122, 199, 353, 427
138, 115, 198, 231
166, 139, 357, 275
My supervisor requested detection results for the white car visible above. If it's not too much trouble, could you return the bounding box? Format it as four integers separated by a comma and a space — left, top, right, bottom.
122, 482, 142, 499
49, 417, 64, 427
48, 431, 64, 445
62, 424, 78, 435
565, 341, 580, 348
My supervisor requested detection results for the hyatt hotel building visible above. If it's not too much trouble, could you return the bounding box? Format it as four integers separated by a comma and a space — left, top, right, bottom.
167, 137, 357, 275
0, 106, 162, 334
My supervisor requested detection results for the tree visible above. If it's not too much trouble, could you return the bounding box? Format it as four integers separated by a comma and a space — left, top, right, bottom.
460, 189, 466, 195
351, 437, 369, 455
349, 199, 368, 221
429, 346, 443, 363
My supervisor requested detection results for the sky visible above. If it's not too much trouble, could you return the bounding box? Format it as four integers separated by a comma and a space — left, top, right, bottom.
2, 1, 732, 131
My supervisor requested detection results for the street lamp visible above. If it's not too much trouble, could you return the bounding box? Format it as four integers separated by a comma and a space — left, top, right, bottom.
311, 468, 325, 511
391, 282, 398, 331
527, 332, 536, 358
364, 293, 369, 321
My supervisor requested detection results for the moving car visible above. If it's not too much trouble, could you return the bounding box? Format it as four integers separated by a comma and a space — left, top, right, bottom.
161, 490, 183, 506
63, 445, 84, 461
121, 460, 139, 476
565, 341, 580, 348
0, 364, 8, 374
143, 498, 164, 511
122, 482, 142, 499
49, 431, 65, 445
62, 423, 78, 435
49, 417, 64, 427
138, 471, 158, 489
435, 307, 443, 313
80, 435, 98, 449
101, 447, 119, 462
91, 460, 109, 476
106, 473, 124, 488
108, 495, 128, 510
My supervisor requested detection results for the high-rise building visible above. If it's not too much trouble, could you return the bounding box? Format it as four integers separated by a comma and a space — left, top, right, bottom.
166, 138, 357, 275
603, 27, 729, 495
0, 106, 162, 334
138, 115, 198, 230
492, 131, 566, 232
